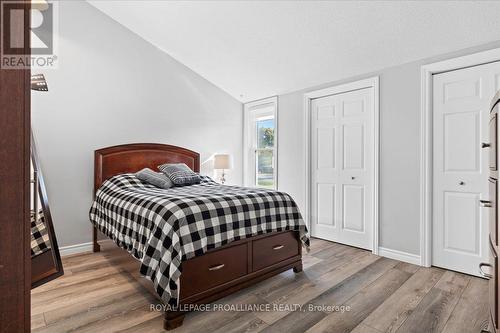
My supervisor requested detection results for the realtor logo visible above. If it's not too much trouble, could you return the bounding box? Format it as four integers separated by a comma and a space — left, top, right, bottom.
1, 0, 58, 69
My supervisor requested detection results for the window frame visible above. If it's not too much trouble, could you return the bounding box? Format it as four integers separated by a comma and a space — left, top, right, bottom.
243, 96, 278, 189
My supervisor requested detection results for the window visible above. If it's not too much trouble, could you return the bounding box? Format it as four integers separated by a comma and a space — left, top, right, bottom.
244, 97, 278, 189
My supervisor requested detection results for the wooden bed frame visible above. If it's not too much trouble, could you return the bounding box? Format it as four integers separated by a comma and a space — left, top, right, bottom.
92, 143, 303, 330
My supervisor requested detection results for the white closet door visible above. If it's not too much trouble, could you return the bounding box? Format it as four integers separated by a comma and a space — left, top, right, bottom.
432, 61, 500, 276
311, 87, 374, 250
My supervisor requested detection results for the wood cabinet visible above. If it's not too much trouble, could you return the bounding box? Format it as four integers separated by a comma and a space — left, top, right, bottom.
484, 92, 500, 333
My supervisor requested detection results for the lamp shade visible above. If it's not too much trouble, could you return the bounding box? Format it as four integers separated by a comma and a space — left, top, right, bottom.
32, 0, 49, 11
214, 154, 233, 170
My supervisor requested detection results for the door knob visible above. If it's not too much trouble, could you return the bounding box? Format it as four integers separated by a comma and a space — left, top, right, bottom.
351, 176, 355, 180
482, 142, 491, 148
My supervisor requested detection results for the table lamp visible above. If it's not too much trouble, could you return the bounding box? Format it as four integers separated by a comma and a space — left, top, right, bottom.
214, 154, 232, 184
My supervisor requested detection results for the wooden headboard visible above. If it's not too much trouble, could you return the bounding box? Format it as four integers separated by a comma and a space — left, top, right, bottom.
94, 143, 200, 193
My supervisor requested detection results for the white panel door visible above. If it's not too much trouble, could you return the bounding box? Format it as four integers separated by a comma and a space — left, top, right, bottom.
432, 61, 500, 276
311, 88, 374, 250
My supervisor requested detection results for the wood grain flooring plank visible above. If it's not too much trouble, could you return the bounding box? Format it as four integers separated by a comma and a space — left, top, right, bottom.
259, 257, 398, 332
116, 316, 165, 333
31, 264, 125, 295
394, 262, 420, 274
254, 251, 378, 325
212, 312, 268, 333
256, 246, 367, 302
302, 253, 323, 270
42, 289, 154, 326
441, 277, 489, 333
31, 274, 137, 316
310, 241, 360, 260
69, 302, 160, 333
350, 323, 383, 333
308, 257, 399, 308
394, 271, 470, 333
168, 294, 266, 333
30, 313, 46, 330
361, 266, 445, 333
31, 271, 126, 304
33, 293, 152, 333
306, 238, 337, 257
305, 265, 412, 333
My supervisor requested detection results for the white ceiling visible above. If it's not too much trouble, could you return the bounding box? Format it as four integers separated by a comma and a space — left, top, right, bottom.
88, 1, 500, 102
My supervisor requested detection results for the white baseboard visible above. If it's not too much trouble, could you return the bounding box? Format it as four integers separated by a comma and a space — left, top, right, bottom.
60, 239, 114, 257
59, 242, 94, 256
378, 247, 421, 266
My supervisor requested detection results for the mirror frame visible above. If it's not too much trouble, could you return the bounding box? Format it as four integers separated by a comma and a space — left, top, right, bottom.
31, 132, 64, 288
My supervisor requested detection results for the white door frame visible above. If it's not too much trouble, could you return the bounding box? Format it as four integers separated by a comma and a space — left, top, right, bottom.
303, 76, 380, 254
420, 48, 500, 267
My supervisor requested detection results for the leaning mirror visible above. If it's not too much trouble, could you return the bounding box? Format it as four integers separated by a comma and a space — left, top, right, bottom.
31, 133, 64, 288
31, 74, 63, 288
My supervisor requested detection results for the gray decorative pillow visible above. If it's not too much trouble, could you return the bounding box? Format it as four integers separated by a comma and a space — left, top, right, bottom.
135, 168, 173, 189
158, 163, 201, 186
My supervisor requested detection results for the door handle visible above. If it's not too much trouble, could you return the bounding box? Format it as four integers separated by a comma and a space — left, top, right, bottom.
479, 262, 493, 279
482, 142, 491, 148
480, 200, 493, 208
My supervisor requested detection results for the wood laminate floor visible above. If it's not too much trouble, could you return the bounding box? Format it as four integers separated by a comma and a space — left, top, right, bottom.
31, 238, 489, 333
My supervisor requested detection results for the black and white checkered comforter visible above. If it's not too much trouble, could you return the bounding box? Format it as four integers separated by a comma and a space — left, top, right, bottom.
31, 210, 51, 258
89, 174, 309, 305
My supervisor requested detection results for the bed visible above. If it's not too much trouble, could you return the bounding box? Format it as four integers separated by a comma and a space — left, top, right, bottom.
89, 143, 309, 330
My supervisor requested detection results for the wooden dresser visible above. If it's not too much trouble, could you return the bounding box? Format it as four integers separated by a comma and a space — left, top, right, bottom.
482, 91, 500, 332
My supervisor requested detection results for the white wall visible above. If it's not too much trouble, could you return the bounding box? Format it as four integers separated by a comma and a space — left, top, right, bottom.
31, 1, 242, 247
278, 41, 500, 256
33, 1, 500, 257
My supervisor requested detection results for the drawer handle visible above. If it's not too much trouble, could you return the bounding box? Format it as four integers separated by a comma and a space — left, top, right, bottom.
479, 262, 493, 279
208, 264, 225, 271
273, 245, 285, 250
480, 200, 493, 208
